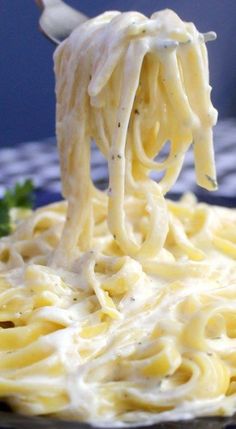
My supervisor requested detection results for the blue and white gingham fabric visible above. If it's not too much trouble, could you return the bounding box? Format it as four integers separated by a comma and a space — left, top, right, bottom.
0, 118, 236, 198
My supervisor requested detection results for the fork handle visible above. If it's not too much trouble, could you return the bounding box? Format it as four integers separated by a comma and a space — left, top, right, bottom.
35, 0, 64, 10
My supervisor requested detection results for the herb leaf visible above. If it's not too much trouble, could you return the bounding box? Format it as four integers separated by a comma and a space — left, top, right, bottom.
0, 180, 34, 238
0, 199, 11, 238
4, 179, 34, 209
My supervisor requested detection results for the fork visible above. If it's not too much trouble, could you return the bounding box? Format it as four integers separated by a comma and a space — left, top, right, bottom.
35, 1, 216, 48
35, 0, 88, 45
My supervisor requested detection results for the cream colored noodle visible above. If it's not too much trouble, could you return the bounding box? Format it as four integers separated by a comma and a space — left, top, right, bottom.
1, 8, 236, 426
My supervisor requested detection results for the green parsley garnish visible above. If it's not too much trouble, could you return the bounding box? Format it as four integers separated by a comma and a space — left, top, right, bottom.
0, 180, 34, 238
0, 199, 11, 237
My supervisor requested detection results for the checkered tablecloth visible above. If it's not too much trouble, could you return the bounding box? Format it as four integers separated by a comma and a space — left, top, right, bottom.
1, 118, 236, 198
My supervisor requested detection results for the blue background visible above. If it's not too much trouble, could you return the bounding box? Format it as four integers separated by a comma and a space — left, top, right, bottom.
1, 0, 236, 147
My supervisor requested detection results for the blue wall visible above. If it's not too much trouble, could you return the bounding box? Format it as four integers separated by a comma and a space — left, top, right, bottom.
1, 0, 236, 147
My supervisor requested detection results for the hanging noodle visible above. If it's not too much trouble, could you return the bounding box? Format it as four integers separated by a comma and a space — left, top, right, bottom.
53, 10, 217, 266
1, 9, 236, 426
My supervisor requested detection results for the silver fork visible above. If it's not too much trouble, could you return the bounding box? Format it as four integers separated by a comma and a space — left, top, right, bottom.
35, 0, 88, 45
36, 1, 216, 47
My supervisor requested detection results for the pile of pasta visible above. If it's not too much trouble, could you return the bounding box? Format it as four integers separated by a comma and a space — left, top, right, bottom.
1, 195, 236, 423
1, 9, 236, 426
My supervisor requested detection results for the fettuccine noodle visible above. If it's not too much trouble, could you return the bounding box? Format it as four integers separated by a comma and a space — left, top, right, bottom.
1, 9, 236, 426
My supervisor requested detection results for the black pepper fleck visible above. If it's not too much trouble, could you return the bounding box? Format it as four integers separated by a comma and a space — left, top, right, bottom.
117, 154, 122, 159
118, 122, 121, 128
0, 321, 14, 329
134, 109, 140, 115
205, 174, 217, 189
112, 155, 115, 160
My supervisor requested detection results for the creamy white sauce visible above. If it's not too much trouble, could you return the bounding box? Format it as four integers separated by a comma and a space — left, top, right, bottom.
1, 8, 236, 428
